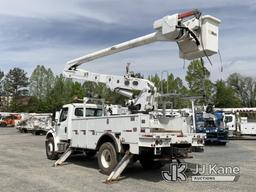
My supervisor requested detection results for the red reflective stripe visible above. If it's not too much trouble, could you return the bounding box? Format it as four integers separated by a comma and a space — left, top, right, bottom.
178, 9, 200, 19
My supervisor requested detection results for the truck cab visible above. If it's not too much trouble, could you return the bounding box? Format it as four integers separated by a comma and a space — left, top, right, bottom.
51, 102, 103, 142
224, 114, 236, 136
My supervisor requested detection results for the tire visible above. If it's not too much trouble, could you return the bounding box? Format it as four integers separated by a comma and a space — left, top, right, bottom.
0, 123, 7, 127
140, 158, 165, 170
219, 142, 227, 146
46, 137, 58, 160
97, 142, 118, 175
35, 131, 40, 136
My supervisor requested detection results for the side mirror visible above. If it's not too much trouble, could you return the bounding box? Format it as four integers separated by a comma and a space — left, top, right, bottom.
55, 111, 60, 122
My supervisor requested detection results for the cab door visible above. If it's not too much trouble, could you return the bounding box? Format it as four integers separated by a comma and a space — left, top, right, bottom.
56, 107, 69, 141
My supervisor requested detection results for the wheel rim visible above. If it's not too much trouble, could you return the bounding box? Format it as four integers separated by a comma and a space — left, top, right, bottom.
48, 142, 53, 155
101, 149, 112, 168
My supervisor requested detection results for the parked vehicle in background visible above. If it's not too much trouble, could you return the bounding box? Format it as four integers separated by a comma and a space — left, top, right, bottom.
223, 113, 237, 136
0, 114, 22, 127
195, 110, 228, 145
0, 115, 4, 121
17, 113, 53, 135
222, 109, 256, 136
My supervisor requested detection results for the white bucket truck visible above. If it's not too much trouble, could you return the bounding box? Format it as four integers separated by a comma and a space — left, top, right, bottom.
45, 9, 220, 181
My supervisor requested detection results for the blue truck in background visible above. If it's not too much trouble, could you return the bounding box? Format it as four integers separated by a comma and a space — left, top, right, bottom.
195, 109, 228, 145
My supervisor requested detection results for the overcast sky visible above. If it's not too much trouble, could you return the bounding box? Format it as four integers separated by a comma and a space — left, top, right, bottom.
0, 0, 255, 82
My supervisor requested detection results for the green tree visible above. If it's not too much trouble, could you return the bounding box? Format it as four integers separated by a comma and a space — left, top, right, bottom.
81, 81, 126, 105
185, 60, 213, 104
149, 73, 189, 108
3, 68, 29, 111
45, 76, 85, 112
214, 80, 241, 107
0, 70, 5, 110
149, 73, 187, 93
45, 75, 67, 112
0, 70, 4, 96
3, 68, 29, 95
227, 73, 256, 107
30, 65, 55, 100
148, 74, 161, 92
0, 70, 3, 83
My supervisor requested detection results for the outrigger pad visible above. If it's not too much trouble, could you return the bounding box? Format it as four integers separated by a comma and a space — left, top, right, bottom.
53, 148, 73, 167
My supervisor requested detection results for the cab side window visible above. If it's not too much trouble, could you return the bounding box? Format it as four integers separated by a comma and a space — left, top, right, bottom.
86, 108, 102, 117
59, 108, 68, 122
75, 108, 84, 117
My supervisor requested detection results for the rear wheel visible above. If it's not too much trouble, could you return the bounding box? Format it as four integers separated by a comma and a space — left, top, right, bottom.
46, 137, 58, 160
97, 142, 118, 175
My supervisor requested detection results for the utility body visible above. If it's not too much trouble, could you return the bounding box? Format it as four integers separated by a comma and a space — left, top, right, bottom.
46, 99, 205, 174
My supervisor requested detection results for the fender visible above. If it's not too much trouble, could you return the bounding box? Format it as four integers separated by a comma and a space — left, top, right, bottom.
96, 132, 122, 153
45, 128, 59, 151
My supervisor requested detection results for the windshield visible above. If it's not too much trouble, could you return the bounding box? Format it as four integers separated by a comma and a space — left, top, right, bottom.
196, 112, 217, 128
225, 116, 233, 123
195, 113, 204, 122
3, 116, 12, 120
204, 119, 216, 128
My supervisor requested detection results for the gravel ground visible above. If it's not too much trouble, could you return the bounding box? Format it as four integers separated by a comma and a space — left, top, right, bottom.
0, 127, 255, 192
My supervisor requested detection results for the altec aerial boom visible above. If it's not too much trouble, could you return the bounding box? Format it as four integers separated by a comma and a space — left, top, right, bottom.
65, 9, 220, 69
63, 9, 220, 112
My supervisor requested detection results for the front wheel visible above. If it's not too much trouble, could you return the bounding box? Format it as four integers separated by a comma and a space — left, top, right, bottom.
97, 142, 118, 175
46, 137, 58, 160
0, 122, 7, 127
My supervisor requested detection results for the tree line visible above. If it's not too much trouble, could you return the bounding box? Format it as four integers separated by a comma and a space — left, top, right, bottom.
0, 60, 254, 113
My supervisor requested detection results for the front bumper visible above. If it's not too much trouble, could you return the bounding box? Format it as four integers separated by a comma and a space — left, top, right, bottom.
205, 131, 228, 142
